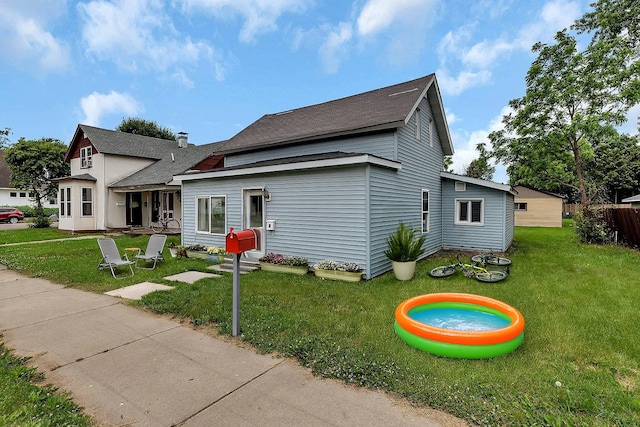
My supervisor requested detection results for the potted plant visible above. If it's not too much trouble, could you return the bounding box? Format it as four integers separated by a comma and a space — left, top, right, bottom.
313, 260, 363, 282
259, 253, 309, 275
384, 222, 426, 281
206, 246, 227, 263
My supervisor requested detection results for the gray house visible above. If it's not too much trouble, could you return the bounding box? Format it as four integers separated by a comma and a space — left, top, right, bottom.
175, 74, 514, 279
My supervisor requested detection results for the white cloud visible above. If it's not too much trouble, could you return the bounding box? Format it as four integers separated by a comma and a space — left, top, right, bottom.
318, 22, 353, 74
620, 104, 640, 136
78, 0, 221, 83
0, 1, 70, 74
437, 68, 491, 96
80, 91, 142, 127
450, 106, 511, 182
183, 0, 311, 43
436, 0, 583, 96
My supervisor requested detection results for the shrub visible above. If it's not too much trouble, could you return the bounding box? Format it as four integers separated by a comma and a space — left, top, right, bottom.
574, 207, 613, 244
384, 222, 426, 262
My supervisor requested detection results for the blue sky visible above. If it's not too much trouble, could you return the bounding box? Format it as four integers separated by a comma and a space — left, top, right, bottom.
2, 0, 637, 183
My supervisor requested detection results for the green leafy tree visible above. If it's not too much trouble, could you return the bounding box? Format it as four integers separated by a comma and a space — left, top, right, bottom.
465, 143, 495, 180
116, 117, 176, 140
1, 127, 10, 148
443, 156, 453, 173
587, 127, 640, 202
489, 28, 640, 206
5, 138, 69, 227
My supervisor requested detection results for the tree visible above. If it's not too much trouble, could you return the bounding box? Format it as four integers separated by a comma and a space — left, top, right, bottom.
587, 127, 640, 202
0, 127, 10, 148
489, 28, 640, 206
465, 143, 495, 180
116, 117, 176, 140
574, 0, 640, 57
5, 138, 69, 227
443, 156, 453, 173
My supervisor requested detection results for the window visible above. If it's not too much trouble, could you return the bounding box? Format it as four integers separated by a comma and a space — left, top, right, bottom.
196, 195, 226, 234
455, 199, 484, 225
81, 146, 92, 168
415, 108, 421, 140
60, 187, 71, 217
19, 192, 26, 198
515, 202, 528, 211
422, 189, 430, 233
81, 187, 93, 216
429, 118, 433, 147
10, 192, 16, 197
455, 181, 466, 192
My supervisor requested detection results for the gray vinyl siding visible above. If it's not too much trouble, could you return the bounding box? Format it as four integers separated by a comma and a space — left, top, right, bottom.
441, 179, 510, 252
181, 166, 370, 276
368, 98, 444, 277
225, 133, 396, 167
504, 193, 514, 247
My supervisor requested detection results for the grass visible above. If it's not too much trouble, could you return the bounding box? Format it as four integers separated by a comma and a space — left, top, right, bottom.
0, 228, 80, 245
0, 341, 93, 426
1, 225, 639, 425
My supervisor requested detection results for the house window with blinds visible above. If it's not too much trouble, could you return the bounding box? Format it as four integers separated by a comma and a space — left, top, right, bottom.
455, 199, 483, 225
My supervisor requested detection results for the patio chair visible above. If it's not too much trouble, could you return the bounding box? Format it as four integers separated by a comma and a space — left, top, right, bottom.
97, 238, 135, 279
135, 234, 167, 270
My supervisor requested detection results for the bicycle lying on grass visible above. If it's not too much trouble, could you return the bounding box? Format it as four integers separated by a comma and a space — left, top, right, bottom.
469, 252, 512, 267
429, 254, 510, 283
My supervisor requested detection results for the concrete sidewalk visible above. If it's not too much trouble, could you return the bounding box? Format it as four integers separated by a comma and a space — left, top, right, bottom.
0, 266, 467, 427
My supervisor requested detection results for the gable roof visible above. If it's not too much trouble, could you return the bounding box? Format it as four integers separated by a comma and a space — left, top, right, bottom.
513, 185, 565, 199
441, 172, 516, 195
63, 124, 223, 189
622, 194, 640, 203
221, 74, 453, 156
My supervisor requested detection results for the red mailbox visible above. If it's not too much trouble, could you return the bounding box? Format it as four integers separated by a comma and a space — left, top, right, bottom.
226, 228, 257, 254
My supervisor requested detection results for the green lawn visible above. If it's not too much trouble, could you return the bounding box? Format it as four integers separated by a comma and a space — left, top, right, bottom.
0, 225, 639, 426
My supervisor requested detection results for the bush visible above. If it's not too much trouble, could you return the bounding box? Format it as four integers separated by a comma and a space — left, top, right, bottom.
14, 205, 58, 218
574, 207, 613, 244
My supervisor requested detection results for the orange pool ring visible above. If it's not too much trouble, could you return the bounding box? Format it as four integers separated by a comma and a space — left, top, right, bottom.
395, 293, 525, 346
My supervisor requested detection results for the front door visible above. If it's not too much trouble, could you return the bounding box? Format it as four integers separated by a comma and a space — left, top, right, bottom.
126, 192, 142, 226
243, 189, 264, 257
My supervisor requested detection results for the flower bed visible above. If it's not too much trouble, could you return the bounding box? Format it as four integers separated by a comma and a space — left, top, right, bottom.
259, 253, 309, 275
313, 260, 363, 282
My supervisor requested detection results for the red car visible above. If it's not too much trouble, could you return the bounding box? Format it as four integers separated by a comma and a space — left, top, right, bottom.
0, 207, 24, 224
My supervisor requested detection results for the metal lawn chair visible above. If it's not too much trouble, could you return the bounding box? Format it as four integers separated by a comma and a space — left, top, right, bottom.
97, 238, 135, 278
135, 234, 167, 270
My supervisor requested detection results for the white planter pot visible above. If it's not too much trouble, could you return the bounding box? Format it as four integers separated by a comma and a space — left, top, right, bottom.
392, 261, 416, 281
169, 247, 178, 258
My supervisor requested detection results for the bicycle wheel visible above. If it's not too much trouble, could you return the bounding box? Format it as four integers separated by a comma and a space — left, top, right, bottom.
165, 219, 181, 233
429, 265, 457, 278
151, 222, 163, 233
470, 254, 512, 266
474, 270, 508, 283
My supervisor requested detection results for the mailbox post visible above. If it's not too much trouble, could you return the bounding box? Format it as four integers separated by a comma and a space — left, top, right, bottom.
225, 228, 257, 336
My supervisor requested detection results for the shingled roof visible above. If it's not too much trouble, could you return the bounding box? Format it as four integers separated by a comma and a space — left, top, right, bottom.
221, 74, 453, 156
65, 125, 223, 188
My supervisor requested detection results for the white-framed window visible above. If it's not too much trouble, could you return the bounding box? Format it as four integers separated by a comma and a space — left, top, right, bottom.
422, 189, 430, 233
515, 202, 528, 211
415, 108, 421, 140
455, 181, 466, 192
196, 195, 226, 235
455, 199, 484, 225
60, 187, 71, 217
429, 118, 433, 147
9, 192, 16, 197
80, 146, 92, 168
81, 187, 93, 216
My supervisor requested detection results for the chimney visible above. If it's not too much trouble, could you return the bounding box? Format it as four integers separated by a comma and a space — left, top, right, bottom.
177, 132, 188, 148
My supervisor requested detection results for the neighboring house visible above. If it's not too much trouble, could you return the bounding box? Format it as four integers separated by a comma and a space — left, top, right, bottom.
513, 185, 564, 228
0, 150, 59, 208
175, 74, 515, 279
55, 125, 222, 233
621, 194, 640, 207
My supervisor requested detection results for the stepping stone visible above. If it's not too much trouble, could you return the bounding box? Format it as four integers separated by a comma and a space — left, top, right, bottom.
163, 271, 220, 284
105, 282, 174, 300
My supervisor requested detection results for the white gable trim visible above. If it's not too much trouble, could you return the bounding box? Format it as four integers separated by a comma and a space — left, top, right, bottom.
441, 171, 515, 195
175, 154, 402, 182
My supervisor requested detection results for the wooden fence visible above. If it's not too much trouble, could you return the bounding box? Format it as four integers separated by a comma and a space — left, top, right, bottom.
563, 203, 630, 216
601, 207, 640, 248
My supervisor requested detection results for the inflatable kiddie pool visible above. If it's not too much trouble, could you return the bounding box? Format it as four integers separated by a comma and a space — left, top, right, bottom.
395, 293, 525, 359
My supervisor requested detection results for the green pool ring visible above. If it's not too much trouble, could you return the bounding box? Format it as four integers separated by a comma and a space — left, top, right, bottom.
395, 322, 524, 359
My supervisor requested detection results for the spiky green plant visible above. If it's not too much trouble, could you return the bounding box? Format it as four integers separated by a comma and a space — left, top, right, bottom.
384, 222, 426, 262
